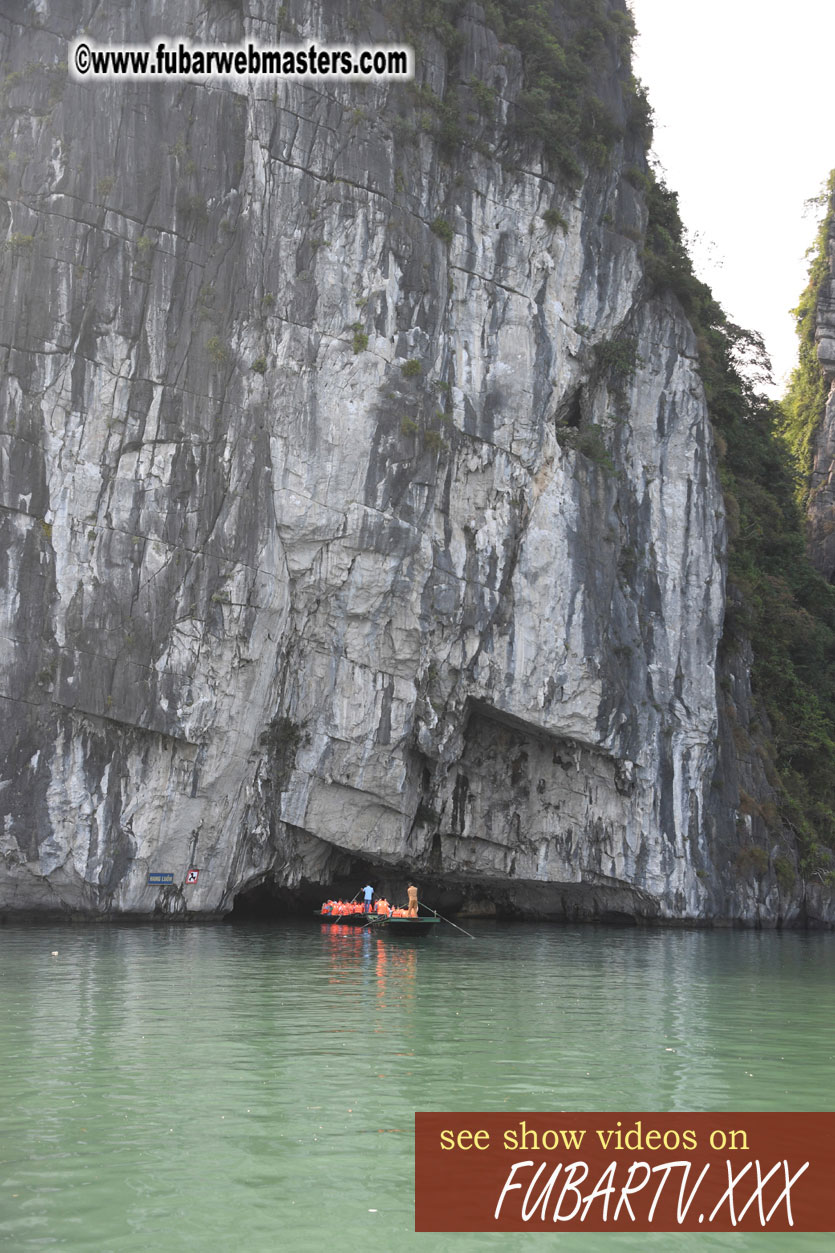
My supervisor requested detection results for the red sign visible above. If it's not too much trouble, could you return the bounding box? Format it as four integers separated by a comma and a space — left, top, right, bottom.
185, 868, 199, 884
415, 1112, 835, 1232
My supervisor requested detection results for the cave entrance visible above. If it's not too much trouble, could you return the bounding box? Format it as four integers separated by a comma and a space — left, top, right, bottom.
227, 855, 415, 921
227, 868, 650, 924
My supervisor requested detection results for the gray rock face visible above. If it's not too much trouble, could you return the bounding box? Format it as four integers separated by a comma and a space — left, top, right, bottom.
0, 0, 810, 922
808, 210, 835, 580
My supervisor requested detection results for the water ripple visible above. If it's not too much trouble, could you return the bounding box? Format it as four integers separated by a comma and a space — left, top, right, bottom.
0, 923, 832, 1250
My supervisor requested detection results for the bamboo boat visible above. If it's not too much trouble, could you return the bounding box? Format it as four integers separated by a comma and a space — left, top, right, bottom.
316, 897, 440, 933
368, 913, 440, 934
315, 904, 379, 924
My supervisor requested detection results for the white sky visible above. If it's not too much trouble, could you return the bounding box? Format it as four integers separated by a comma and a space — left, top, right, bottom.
628, 0, 835, 396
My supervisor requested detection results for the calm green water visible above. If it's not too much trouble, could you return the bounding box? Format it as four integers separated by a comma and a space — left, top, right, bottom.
0, 921, 832, 1251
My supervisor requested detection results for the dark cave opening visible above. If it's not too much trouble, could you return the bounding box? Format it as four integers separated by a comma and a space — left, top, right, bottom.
558, 387, 583, 429
227, 867, 650, 925
227, 853, 426, 921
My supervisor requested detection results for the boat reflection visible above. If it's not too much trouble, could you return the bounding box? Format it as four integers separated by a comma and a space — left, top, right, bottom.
319, 923, 372, 940
375, 936, 417, 1007
318, 921, 417, 1007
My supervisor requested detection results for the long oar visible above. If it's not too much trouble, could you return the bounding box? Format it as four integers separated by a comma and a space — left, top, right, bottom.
419, 900, 475, 939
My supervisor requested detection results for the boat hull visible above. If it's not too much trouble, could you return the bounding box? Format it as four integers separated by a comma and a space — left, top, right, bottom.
315, 911, 380, 924
369, 916, 440, 934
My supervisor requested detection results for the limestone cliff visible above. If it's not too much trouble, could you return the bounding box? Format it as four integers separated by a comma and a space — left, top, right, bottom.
807, 191, 835, 579
0, 0, 823, 923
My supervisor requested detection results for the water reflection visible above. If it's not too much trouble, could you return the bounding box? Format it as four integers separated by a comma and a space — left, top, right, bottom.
0, 924, 832, 1252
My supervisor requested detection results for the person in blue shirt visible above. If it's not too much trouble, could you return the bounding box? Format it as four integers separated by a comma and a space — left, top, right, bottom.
362, 884, 374, 913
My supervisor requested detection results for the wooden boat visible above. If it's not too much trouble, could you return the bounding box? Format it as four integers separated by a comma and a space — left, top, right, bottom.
315, 908, 381, 925
316, 896, 442, 934
368, 913, 441, 934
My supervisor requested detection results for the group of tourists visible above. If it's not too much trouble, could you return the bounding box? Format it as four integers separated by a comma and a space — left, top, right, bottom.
319, 883, 419, 918
363, 882, 419, 916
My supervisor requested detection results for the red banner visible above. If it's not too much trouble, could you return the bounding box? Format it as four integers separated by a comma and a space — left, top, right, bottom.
415, 1112, 835, 1232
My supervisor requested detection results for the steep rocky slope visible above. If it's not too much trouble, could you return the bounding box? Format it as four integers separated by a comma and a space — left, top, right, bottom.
0, 0, 828, 923
806, 194, 835, 579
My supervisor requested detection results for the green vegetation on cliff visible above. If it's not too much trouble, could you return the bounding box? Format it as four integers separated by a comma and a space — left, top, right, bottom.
483, 0, 643, 175
394, 1, 648, 180
779, 172, 834, 503
643, 175, 835, 868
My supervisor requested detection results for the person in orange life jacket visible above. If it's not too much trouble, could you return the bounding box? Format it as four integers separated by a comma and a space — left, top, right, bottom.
362, 884, 374, 913
407, 884, 418, 917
